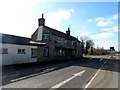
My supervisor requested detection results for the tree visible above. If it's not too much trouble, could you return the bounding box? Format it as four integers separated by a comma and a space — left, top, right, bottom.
85, 40, 94, 55
80, 37, 94, 55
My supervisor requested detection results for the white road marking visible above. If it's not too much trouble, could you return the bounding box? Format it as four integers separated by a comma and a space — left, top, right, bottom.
10, 72, 41, 82
85, 57, 110, 89
0, 74, 19, 79
99, 59, 103, 61
10, 67, 56, 82
43, 67, 57, 72
50, 70, 85, 89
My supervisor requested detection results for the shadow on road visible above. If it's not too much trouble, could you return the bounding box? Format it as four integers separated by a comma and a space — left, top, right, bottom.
1, 57, 120, 85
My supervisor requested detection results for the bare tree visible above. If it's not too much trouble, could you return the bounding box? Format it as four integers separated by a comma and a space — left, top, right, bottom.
80, 37, 94, 55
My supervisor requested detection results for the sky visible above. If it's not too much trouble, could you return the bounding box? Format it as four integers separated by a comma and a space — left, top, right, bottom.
0, 0, 119, 51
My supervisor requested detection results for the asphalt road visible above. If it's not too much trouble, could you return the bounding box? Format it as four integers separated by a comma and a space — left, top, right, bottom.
1, 55, 119, 89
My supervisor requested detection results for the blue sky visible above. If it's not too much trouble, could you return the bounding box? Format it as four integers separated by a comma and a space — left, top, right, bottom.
0, 1, 119, 51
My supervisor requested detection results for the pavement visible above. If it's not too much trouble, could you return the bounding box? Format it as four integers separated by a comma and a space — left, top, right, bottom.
0, 55, 119, 89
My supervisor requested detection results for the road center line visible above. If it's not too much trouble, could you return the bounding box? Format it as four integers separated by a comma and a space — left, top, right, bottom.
50, 70, 85, 89
85, 57, 110, 89
99, 58, 103, 61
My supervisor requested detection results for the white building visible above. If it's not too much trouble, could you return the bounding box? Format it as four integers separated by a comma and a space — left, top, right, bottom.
0, 34, 45, 66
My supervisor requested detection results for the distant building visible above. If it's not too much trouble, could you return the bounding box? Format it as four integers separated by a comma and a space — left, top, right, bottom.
0, 14, 82, 66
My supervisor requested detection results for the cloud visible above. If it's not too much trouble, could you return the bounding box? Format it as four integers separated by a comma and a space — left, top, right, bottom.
0, 0, 75, 37
95, 40, 118, 51
87, 13, 118, 41
88, 13, 118, 28
0, 0, 40, 37
111, 14, 118, 20
78, 32, 90, 37
87, 14, 118, 50
70, 9, 75, 14
45, 9, 75, 32
102, 25, 118, 32
87, 19, 94, 22
90, 32, 113, 39
95, 17, 113, 27
95, 17, 105, 21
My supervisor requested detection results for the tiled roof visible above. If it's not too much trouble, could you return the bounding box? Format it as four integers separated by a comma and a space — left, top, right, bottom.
0, 33, 45, 46
44, 26, 80, 42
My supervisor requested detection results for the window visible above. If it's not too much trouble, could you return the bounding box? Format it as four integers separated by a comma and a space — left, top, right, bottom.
57, 37, 62, 42
0, 48, 8, 54
59, 49, 62, 56
44, 47, 49, 57
18, 49, 25, 54
31, 48, 37, 58
43, 33, 50, 40
72, 41, 74, 45
77, 42, 80, 46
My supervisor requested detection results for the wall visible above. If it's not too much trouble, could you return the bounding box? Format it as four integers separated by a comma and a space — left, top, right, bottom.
37, 26, 43, 41
1, 43, 37, 66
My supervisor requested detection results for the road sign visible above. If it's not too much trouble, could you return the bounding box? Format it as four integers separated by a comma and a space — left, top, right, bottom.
80, 41, 85, 46
110, 47, 115, 51
110, 47, 115, 59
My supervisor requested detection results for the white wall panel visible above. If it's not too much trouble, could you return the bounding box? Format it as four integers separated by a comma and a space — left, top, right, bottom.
37, 26, 43, 41
1, 43, 37, 65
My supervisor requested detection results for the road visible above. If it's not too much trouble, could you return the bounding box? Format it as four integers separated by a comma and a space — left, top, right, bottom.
1, 55, 119, 89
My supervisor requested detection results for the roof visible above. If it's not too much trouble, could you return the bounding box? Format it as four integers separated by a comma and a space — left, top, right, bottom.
0, 33, 45, 46
30, 41, 46, 45
44, 26, 80, 42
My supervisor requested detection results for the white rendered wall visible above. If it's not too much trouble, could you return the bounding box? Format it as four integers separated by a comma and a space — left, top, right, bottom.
37, 26, 43, 41
1, 43, 37, 66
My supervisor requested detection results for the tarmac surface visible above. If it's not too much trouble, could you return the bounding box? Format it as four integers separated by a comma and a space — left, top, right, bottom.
1, 55, 119, 89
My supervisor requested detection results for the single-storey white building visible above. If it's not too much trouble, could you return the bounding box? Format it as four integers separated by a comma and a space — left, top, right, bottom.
0, 34, 45, 66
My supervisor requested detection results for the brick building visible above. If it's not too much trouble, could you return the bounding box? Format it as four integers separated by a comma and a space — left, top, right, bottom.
0, 14, 82, 65
31, 14, 82, 62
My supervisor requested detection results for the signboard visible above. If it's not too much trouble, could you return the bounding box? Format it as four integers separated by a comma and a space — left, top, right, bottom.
110, 47, 115, 51
80, 41, 85, 46
110, 47, 115, 59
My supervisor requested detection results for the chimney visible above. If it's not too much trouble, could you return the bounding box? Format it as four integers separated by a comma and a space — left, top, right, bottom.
66, 27, 70, 36
38, 13, 45, 26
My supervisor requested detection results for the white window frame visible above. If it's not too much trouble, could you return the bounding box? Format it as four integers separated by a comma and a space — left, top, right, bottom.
31, 48, 37, 58
18, 49, 25, 54
0, 48, 8, 54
